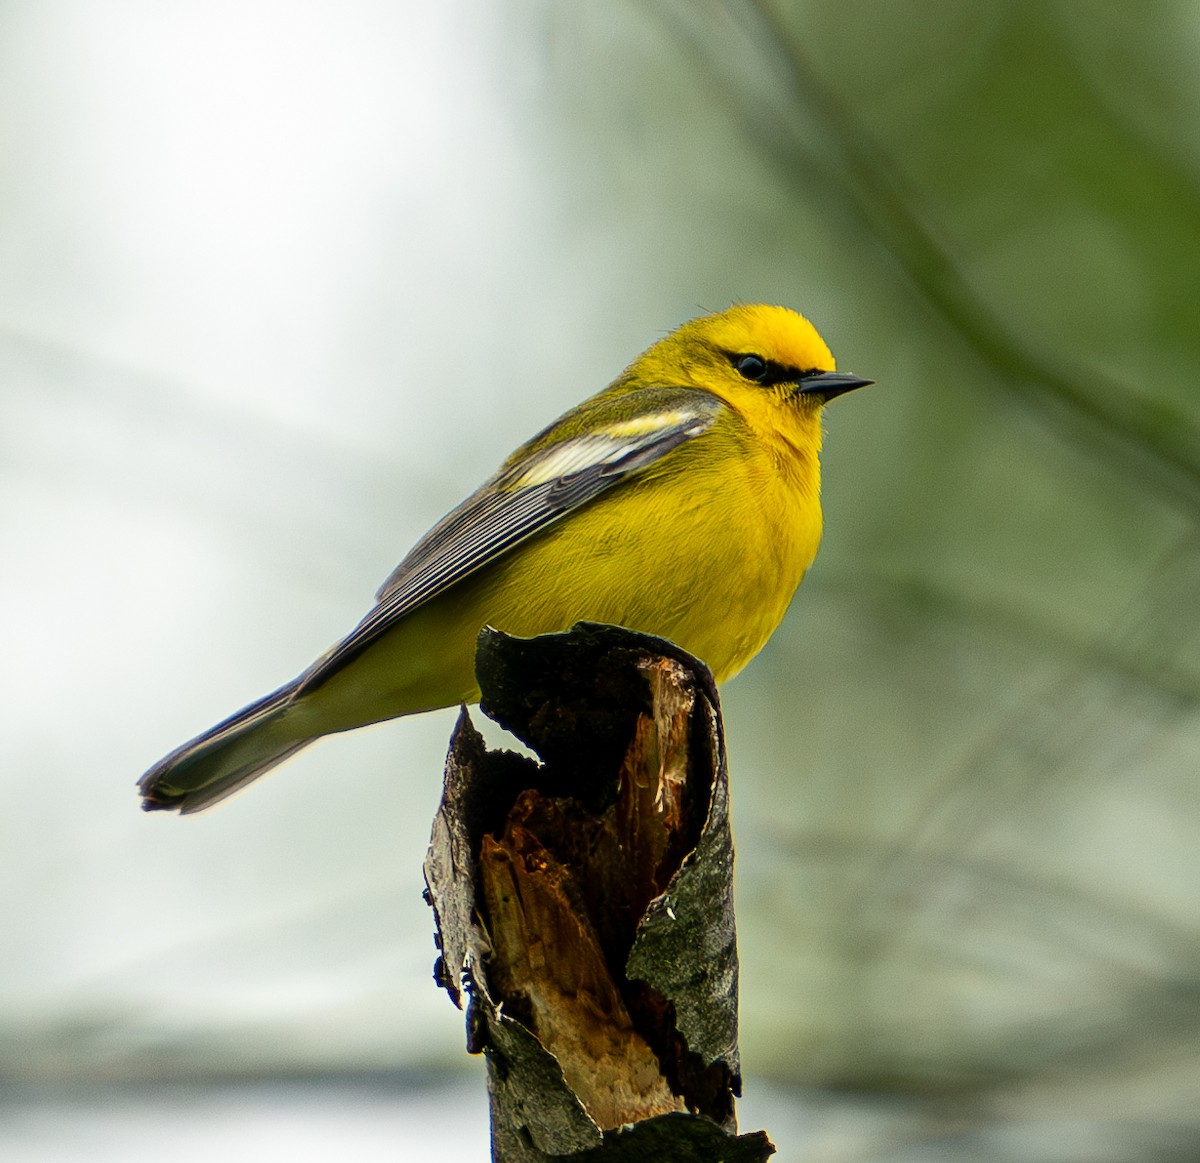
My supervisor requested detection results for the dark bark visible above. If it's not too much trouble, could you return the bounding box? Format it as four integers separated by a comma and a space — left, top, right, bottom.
424, 622, 773, 1162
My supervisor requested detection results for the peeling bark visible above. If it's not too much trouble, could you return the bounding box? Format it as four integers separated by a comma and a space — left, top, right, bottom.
424, 622, 773, 1162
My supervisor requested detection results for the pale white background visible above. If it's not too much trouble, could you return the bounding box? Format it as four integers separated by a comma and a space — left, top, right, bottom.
5, 3, 1200, 1160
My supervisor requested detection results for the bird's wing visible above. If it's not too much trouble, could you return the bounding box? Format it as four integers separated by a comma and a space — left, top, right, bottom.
294, 387, 721, 693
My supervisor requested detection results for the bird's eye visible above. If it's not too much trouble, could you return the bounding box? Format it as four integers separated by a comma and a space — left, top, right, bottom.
735, 354, 767, 382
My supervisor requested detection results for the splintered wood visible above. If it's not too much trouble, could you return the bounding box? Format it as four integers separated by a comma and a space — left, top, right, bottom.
478, 660, 693, 1130
426, 625, 771, 1161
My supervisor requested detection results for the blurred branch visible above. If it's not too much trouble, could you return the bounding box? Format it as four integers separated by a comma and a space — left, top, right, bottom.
815, 533, 1200, 881
771, 829, 1200, 1083
0, 325, 444, 586
661, 0, 1200, 516
820, 561, 1200, 709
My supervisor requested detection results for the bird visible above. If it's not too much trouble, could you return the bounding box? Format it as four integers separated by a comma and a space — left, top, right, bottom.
139, 304, 871, 813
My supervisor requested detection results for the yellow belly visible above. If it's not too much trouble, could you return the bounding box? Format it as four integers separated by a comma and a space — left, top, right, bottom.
288, 438, 822, 734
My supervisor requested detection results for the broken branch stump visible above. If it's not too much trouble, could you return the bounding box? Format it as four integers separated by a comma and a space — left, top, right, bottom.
423, 622, 774, 1162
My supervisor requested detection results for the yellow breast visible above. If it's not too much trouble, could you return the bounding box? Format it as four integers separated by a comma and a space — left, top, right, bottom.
293, 396, 825, 729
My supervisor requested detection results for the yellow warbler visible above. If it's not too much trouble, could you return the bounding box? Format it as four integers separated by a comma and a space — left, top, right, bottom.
140, 304, 871, 813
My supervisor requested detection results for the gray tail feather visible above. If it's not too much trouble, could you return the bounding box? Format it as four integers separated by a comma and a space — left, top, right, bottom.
138, 680, 314, 814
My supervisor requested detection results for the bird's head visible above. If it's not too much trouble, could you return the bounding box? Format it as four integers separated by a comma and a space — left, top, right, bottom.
624, 303, 872, 414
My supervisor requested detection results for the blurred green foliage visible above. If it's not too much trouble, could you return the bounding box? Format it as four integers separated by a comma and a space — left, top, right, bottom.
527, 0, 1200, 1143
4, 2, 1199, 1158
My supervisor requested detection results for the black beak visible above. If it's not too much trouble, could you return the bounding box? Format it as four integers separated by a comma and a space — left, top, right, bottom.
799, 371, 874, 402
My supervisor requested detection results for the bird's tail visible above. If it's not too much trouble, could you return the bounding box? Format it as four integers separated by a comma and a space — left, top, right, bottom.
138, 680, 314, 814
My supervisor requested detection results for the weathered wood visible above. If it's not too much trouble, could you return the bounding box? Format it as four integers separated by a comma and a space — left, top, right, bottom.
424, 623, 773, 1162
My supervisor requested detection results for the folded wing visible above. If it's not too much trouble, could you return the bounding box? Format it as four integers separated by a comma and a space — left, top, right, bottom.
295, 387, 721, 694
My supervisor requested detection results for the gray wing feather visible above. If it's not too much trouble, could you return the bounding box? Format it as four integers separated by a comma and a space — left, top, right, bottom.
294, 395, 719, 694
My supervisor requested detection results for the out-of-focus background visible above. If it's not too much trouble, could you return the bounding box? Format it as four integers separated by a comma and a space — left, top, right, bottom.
4, 2, 1199, 1159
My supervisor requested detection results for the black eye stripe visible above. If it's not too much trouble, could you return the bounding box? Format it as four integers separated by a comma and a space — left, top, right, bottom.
731, 353, 816, 386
